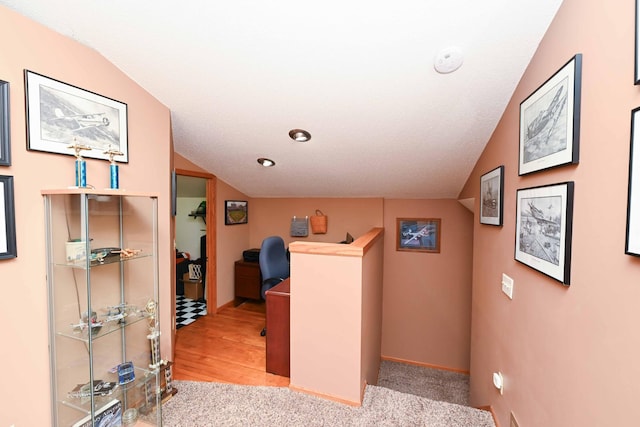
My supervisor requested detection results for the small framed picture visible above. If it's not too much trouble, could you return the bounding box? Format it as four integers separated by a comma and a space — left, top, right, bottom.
0, 80, 10, 166
480, 165, 504, 226
225, 200, 248, 225
519, 54, 582, 175
24, 70, 128, 162
515, 182, 574, 285
0, 175, 16, 260
396, 218, 441, 253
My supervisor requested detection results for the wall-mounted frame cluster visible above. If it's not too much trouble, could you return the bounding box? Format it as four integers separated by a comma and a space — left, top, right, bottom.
480, 54, 582, 286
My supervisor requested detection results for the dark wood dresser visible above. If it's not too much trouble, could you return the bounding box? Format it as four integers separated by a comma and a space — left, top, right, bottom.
234, 259, 262, 305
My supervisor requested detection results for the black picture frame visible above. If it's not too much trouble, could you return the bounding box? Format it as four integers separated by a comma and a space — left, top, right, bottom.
0, 80, 10, 166
24, 70, 128, 162
0, 175, 16, 259
171, 170, 177, 217
225, 200, 248, 225
480, 165, 504, 226
636, 0, 640, 85
396, 218, 441, 253
625, 106, 640, 255
519, 54, 582, 175
515, 182, 574, 285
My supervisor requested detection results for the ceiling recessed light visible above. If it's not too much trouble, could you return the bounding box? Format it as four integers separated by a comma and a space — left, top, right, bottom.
289, 129, 311, 142
257, 157, 275, 167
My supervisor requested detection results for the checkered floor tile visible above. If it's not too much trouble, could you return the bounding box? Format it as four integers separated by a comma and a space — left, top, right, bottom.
176, 295, 207, 329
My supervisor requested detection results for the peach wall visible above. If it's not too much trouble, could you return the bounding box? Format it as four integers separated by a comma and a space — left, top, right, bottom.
381, 199, 473, 371
360, 235, 385, 388
249, 198, 383, 248
290, 253, 363, 402
289, 229, 384, 404
216, 179, 251, 307
459, 0, 640, 425
175, 152, 209, 173
0, 7, 172, 426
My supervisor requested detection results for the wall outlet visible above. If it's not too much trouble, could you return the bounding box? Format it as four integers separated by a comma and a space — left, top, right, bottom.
502, 273, 514, 299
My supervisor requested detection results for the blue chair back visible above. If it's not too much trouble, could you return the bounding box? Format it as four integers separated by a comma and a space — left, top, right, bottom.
259, 236, 290, 298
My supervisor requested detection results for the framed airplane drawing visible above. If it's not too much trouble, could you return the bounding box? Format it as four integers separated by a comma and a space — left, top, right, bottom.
515, 182, 574, 285
24, 70, 128, 162
396, 218, 441, 253
519, 54, 581, 175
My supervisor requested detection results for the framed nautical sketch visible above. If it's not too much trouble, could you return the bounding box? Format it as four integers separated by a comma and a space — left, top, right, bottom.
519, 54, 582, 175
396, 218, 441, 253
480, 165, 504, 226
24, 70, 128, 162
515, 182, 574, 285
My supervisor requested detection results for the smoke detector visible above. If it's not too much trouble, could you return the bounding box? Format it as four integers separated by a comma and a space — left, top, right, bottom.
434, 46, 463, 74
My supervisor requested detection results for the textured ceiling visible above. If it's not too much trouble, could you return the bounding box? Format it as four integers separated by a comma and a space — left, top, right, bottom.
1, 0, 563, 198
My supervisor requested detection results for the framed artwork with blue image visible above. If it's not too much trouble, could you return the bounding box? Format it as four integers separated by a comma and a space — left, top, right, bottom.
396, 218, 441, 253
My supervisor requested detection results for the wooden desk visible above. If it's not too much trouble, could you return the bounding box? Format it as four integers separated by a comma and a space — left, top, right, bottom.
265, 278, 290, 377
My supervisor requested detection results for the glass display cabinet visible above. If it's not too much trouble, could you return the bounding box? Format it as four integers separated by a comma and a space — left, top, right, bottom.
43, 189, 162, 427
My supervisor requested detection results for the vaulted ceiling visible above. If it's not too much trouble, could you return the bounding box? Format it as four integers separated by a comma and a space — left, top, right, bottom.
1, 0, 563, 198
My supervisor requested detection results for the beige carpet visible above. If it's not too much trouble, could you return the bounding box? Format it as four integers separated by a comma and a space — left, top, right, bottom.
161, 362, 494, 426
377, 360, 470, 406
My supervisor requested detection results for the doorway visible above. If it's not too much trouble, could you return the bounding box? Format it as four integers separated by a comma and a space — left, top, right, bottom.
175, 169, 216, 324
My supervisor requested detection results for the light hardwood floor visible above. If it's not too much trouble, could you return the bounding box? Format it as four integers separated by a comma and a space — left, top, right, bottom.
173, 300, 289, 387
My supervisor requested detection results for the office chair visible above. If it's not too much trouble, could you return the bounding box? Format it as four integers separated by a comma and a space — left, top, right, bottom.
258, 236, 290, 336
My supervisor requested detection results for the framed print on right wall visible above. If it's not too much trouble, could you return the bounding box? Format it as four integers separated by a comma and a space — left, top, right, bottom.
515, 182, 574, 285
480, 165, 504, 226
519, 54, 582, 175
636, 0, 640, 85
626, 106, 640, 255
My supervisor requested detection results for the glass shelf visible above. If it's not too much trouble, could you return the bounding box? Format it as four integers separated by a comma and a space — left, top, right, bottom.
54, 252, 153, 269
57, 312, 153, 341
60, 366, 155, 414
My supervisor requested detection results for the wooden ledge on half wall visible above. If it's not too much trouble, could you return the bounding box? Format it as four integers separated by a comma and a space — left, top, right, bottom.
288, 227, 384, 258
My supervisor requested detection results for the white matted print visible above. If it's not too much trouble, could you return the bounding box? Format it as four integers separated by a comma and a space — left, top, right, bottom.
24, 70, 128, 162
519, 55, 581, 175
515, 182, 574, 285
626, 106, 640, 255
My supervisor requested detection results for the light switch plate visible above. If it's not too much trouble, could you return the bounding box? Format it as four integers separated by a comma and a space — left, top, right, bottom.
502, 273, 514, 299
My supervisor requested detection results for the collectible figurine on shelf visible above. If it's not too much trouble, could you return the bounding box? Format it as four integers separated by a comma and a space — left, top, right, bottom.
68, 140, 92, 187
145, 300, 164, 370
104, 146, 124, 189
114, 248, 142, 259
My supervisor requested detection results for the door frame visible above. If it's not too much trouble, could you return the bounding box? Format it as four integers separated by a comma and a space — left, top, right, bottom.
175, 168, 217, 313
